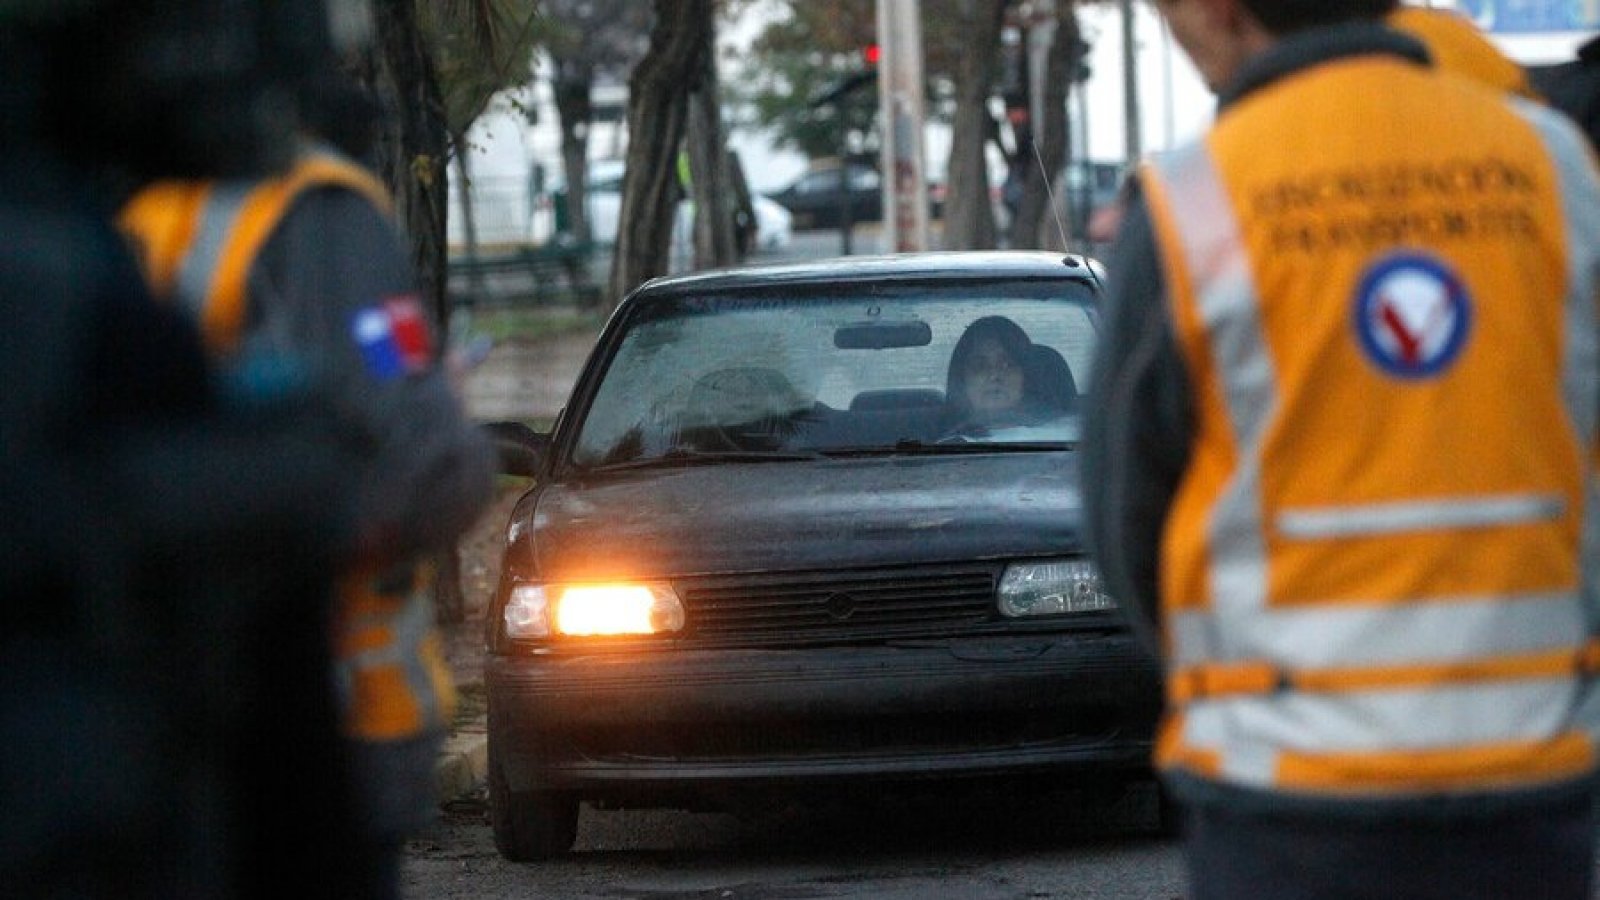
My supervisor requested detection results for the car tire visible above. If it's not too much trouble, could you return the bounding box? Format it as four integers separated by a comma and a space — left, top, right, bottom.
488, 746, 579, 861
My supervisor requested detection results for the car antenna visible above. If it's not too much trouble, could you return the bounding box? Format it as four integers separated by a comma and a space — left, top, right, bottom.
1030, 139, 1073, 255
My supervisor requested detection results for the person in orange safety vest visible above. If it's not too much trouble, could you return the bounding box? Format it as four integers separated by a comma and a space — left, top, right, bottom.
1386, 3, 1539, 100
119, 104, 494, 897
1081, 1, 1600, 898
1088, 3, 1540, 254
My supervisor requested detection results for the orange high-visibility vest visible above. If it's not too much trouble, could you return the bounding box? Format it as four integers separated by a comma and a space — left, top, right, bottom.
1141, 57, 1600, 797
119, 147, 457, 742
1388, 7, 1539, 99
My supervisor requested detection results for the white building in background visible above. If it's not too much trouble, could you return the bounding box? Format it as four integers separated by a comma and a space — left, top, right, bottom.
445, 71, 632, 249
449, 0, 1597, 251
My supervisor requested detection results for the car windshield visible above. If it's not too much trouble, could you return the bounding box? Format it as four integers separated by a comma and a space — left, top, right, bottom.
571, 278, 1098, 469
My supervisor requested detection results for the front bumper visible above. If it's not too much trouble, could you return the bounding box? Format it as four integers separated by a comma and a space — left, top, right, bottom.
487, 631, 1162, 801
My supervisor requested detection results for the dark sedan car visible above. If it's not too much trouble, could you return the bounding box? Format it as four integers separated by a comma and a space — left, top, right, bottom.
484, 251, 1164, 859
765, 160, 944, 229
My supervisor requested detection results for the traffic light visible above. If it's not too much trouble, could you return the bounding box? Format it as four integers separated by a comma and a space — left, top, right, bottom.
810, 43, 880, 109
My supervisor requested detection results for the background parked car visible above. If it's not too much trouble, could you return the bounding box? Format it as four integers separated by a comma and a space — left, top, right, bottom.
764, 158, 945, 230
483, 251, 1166, 860
536, 158, 793, 252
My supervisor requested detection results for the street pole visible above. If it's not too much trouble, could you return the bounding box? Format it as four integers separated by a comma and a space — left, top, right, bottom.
876, 0, 930, 252
1160, 12, 1175, 149
1119, 0, 1142, 164
1028, 3, 1056, 140
1074, 81, 1090, 241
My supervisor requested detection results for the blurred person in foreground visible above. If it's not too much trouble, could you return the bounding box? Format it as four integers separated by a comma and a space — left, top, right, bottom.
1080, 1, 1600, 898
1385, 2, 1537, 98
118, 6, 497, 893
1, 1, 387, 897
1087, 2, 1537, 248
1531, 34, 1600, 154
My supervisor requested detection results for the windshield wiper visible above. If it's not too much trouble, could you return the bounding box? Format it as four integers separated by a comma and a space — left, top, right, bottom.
818, 439, 1074, 457
585, 447, 823, 472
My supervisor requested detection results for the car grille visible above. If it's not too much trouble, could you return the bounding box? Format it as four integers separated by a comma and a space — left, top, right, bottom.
570, 710, 1125, 763
677, 565, 998, 644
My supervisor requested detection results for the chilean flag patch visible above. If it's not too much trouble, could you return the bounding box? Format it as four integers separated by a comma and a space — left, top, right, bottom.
352, 295, 434, 381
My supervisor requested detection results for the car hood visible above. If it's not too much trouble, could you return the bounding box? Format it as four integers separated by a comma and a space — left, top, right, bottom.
525, 453, 1083, 580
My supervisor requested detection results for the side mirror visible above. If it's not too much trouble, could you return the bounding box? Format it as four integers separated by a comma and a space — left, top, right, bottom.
482, 420, 549, 478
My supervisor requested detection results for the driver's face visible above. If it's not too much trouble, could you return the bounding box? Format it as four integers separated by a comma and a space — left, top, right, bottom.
961, 337, 1024, 415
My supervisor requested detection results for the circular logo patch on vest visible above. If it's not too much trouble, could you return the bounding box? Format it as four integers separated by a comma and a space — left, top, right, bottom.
1353, 253, 1472, 379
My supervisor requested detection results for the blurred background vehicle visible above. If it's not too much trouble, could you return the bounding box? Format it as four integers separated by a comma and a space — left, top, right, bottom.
763, 158, 946, 230
536, 159, 793, 251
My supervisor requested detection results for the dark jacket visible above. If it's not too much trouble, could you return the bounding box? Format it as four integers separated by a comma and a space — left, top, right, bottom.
249, 182, 495, 563
0, 146, 378, 898
1530, 35, 1600, 154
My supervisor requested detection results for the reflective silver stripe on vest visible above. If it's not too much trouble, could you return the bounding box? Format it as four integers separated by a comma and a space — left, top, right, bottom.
1510, 100, 1600, 458
1169, 589, 1583, 670
338, 586, 444, 728
1276, 493, 1566, 539
1149, 143, 1274, 628
1510, 99, 1600, 638
1183, 677, 1579, 765
175, 181, 254, 315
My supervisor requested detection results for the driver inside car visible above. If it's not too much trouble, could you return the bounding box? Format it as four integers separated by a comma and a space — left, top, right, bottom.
941, 315, 1076, 436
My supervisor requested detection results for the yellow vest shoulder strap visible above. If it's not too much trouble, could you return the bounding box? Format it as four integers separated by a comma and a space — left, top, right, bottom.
119, 149, 393, 354
118, 181, 212, 304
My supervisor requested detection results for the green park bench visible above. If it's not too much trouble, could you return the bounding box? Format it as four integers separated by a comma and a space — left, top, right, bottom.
448, 237, 601, 308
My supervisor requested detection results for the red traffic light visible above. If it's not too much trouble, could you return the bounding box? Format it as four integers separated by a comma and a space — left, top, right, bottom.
863, 43, 881, 66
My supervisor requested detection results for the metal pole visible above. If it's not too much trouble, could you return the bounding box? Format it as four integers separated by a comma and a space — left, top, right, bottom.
838, 155, 854, 255
876, 0, 930, 252
1074, 82, 1090, 241
1160, 12, 1175, 149
1119, 0, 1142, 164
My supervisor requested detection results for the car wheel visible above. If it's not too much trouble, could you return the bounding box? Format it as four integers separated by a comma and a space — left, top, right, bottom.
488, 746, 579, 861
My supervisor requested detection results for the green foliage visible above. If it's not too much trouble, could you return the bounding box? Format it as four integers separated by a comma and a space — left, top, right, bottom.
728, 0, 979, 159
727, 1, 879, 158
538, 0, 651, 75
422, 0, 548, 137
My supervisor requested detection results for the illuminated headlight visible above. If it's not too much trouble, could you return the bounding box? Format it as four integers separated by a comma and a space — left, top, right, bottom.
998, 558, 1117, 617
503, 582, 686, 639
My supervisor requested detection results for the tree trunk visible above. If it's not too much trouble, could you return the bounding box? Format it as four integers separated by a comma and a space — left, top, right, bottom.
941, 0, 1006, 250
607, 0, 710, 307
687, 26, 737, 270
552, 61, 595, 246
365, 0, 451, 337
452, 132, 485, 303
362, 0, 463, 625
1010, 4, 1080, 251
726, 149, 757, 260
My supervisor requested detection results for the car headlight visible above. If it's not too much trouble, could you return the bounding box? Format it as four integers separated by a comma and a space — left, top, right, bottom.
997, 558, 1117, 617
503, 582, 686, 639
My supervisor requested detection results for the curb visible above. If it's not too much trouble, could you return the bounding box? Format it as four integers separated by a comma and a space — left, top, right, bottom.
435, 713, 489, 804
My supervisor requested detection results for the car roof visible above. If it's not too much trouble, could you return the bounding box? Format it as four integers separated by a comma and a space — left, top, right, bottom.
629, 251, 1100, 301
